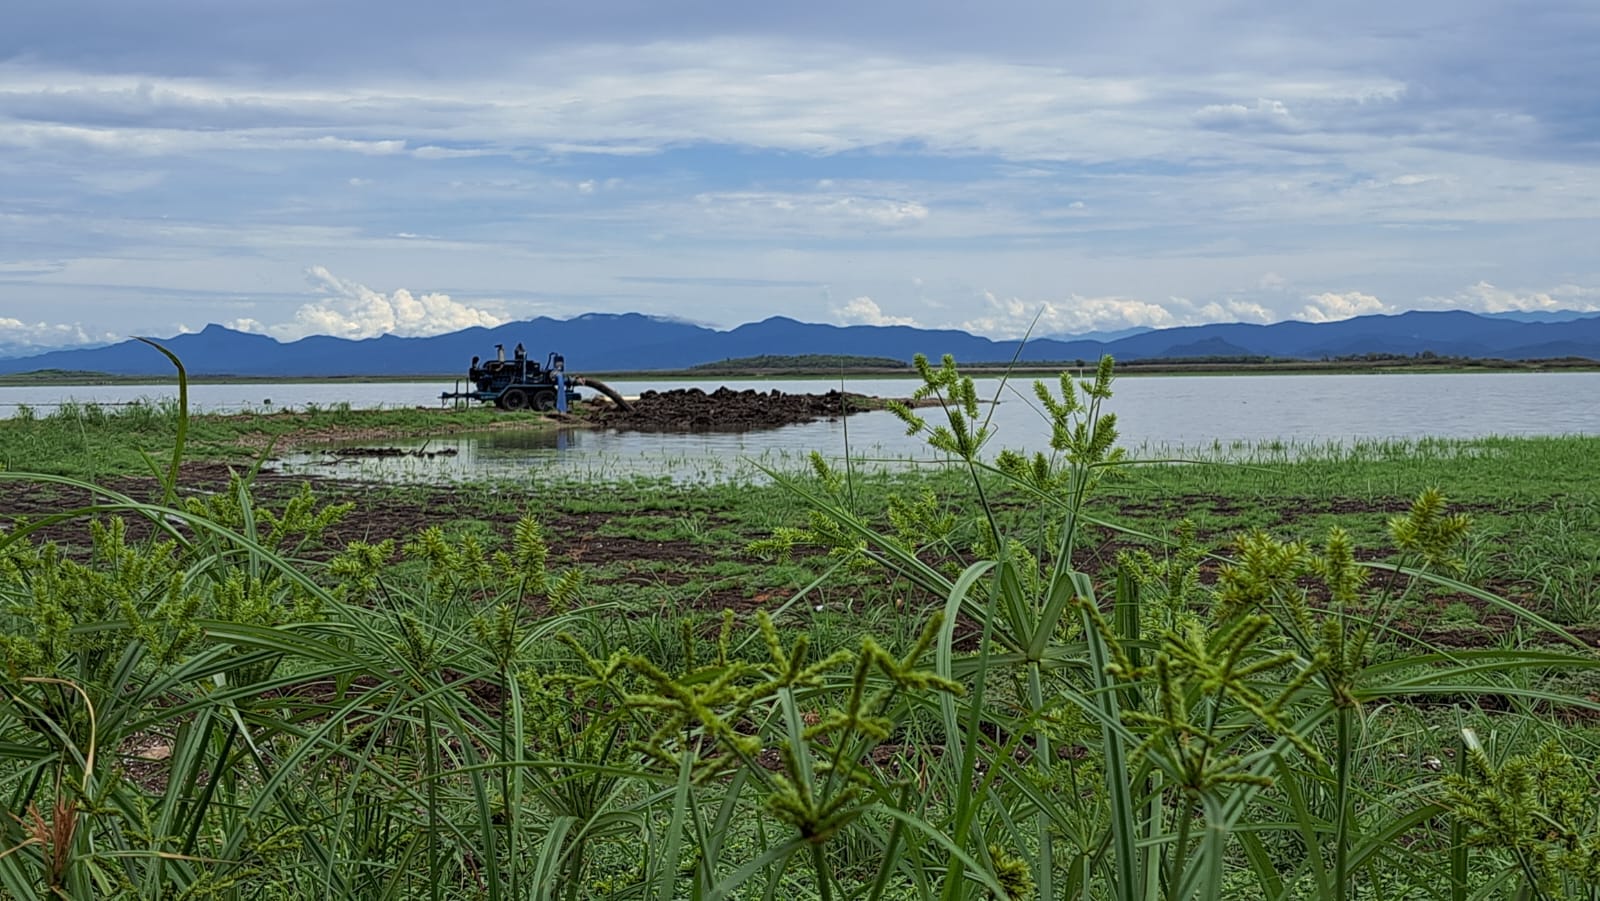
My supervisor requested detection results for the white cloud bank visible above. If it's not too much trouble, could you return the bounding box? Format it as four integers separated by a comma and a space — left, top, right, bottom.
825, 283, 1600, 342
1426, 281, 1600, 314
834, 296, 919, 327
956, 292, 1282, 338
946, 281, 1600, 339
694, 191, 931, 233
227, 266, 506, 341
1298, 291, 1390, 322
0, 47, 1405, 166
0, 317, 119, 353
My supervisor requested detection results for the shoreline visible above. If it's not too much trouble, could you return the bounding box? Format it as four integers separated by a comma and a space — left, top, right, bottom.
4, 357, 1599, 387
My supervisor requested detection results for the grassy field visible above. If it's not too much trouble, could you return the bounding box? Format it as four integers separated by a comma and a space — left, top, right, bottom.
1, 358, 1597, 899
0, 398, 561, 480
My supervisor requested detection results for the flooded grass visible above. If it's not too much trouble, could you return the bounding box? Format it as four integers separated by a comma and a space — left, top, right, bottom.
0, 399, 563, 480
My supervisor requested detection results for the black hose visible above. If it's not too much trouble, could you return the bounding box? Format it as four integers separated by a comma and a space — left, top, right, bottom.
574, 377, 633, 411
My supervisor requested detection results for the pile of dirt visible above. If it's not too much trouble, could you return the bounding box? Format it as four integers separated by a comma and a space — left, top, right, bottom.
331, 446, 459, 459
588, 387, 875, 432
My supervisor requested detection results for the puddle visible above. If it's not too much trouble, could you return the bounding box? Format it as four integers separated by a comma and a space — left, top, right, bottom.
266, 421, 919, 485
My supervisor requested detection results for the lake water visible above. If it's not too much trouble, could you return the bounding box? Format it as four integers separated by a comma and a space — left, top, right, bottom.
4, 372, 1597, 483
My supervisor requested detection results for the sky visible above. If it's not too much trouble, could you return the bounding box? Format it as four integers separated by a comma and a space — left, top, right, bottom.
2, 0, 1598, 353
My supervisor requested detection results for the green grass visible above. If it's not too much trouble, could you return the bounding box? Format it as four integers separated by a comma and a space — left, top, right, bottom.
1, 357, 1599, 899
0, 399, 561, 480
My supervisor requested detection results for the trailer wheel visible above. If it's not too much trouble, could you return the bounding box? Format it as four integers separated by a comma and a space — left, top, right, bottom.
501, 388, 530, 411
532, 389, 558, 412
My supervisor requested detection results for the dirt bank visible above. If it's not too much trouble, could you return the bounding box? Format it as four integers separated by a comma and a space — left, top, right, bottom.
585, 387, 877, 432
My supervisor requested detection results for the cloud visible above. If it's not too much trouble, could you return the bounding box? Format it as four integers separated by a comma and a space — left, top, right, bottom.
234, 266, 507, 341
832, 198, 929, 226
1297, 291, 1391, 322
0, 260, 69, 279
957, 292, 1293, 338
0, 120, 419, 158
951, 281, 1569, 338
0, 317, 119, 353
1423, 281, 1600, 314
835, 296, 919, 327
693, 191, 930, 232
959, 292, 1181, 338
1197, 300, 1276, 323
1193, 98, 1298, 133
617, 275, 822, 288
2, 8, 1598, 343
73, 169, 167, 192
0, 44, 1406, 166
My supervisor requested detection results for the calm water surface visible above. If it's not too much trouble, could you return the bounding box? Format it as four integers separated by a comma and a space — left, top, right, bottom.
4, 373, 1596, 482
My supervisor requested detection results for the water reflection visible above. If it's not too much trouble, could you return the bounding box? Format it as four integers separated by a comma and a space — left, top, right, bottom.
271, 420, 868, 485
471, 428, 579, 451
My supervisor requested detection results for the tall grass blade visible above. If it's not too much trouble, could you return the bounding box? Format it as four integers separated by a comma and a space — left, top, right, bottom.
659, 749, 695, 901
133, 336, 188, 506
1078, 571, 1141, 901
1450, 731, 1469, 901
531, 816, 577, 901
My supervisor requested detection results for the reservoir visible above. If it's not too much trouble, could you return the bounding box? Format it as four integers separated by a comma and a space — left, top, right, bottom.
3, 372, 1597, 482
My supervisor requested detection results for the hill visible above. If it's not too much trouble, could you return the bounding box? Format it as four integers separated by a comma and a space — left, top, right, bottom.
686, 354, 909, 373
0, 310, 1597, 377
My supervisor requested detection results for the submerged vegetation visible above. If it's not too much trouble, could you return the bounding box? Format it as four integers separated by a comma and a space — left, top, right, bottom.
0, 353, 1597, 899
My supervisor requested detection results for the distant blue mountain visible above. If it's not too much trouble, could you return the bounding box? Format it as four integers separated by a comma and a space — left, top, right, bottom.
1480, 310, 1600, 324
0, 339, 114, 361
1, 309, 1598, 377
1045, 326, 1155, 342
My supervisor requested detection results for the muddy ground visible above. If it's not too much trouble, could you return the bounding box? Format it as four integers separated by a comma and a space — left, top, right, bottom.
3, 463, 1595, 654
584, 387, 876, 432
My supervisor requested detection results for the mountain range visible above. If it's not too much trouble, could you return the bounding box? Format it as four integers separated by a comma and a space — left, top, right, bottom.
2, 310, 1600, 377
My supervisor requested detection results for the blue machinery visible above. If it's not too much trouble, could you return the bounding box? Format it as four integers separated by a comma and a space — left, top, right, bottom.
441, 344, 632, 412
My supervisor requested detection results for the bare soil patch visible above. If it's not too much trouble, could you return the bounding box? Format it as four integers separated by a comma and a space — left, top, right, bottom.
586, 387, 877, 432
2, 467, 1592, 651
